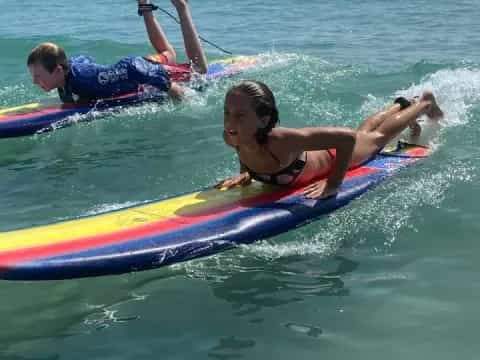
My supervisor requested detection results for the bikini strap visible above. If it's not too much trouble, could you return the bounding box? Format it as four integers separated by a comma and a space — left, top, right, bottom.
262, 145, 283, 165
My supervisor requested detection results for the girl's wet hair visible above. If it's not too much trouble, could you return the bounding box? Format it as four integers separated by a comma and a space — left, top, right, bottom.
226, 80, 279, 144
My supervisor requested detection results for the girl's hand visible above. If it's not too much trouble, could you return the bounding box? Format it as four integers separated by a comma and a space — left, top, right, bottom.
215, 172, 252, 189
303, 180, 340, 199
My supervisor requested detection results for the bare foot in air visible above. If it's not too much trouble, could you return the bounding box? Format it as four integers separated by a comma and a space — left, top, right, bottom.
421, 91, 444, 120
409, 121, 422, 138
406, 96, 422, 138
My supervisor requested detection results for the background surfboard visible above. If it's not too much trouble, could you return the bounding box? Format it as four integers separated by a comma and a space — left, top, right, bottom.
0, 56, 259, 138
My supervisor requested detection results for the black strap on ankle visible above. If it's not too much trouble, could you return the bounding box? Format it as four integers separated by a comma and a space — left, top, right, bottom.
394, 96, 412, 110
138, 3, 159, 16
137, 4, 233, 55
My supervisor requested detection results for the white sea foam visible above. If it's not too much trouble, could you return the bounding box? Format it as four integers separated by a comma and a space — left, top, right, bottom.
399, 67, 480, 126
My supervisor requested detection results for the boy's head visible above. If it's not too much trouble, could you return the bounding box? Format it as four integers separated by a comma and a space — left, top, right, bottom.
27, 42, 68, 91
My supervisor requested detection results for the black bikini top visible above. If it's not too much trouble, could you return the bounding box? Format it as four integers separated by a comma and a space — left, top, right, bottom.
242, 152, 307, 186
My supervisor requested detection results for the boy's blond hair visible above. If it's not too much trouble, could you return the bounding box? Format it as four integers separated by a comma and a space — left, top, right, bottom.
27, 42, 68, 73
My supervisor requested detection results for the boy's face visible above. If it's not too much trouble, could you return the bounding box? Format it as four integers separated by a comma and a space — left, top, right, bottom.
28, 63, 65, 91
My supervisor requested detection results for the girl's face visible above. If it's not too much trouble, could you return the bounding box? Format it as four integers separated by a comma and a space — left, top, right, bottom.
223, 91, 269, 147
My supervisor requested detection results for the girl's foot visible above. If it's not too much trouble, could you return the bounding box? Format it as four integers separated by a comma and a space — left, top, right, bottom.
409, 121, 422, 138
421, 91, 444, 120
405, 96, 422, 138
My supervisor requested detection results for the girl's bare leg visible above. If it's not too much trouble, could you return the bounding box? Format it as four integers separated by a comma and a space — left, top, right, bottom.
375, 91, 443, 145
351, 91, 443, 165
139, 0, 176, 63
357, 103, 403, 132
172, 0, 208, 74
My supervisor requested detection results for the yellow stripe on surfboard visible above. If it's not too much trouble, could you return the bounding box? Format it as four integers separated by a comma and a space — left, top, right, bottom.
0, 183, 270, 253
0, 98, 64, 117
0, 102, 43, 116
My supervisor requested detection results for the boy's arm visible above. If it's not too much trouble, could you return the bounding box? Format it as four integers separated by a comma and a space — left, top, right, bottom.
167, 82, 184, 100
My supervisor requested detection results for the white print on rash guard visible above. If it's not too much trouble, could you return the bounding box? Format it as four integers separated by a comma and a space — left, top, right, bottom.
59, 55, 171, 102
97, 67, 129, 85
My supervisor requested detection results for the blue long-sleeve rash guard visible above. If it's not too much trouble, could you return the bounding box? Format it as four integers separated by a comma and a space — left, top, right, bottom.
58, 55, 171, 102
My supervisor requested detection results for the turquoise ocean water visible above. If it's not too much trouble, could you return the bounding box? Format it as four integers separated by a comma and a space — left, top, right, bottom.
1, 0, 480, 358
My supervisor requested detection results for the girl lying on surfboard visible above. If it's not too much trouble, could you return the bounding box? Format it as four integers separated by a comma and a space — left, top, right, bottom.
26, 0, 207, 103
217, 80, 443, 199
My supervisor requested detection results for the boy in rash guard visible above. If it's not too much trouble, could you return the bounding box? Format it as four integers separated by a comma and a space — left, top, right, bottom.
27, 0, 207, 103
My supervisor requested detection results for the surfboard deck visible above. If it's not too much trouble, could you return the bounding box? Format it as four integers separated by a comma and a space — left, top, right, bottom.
0, 56, 260, 138
0, 142, 429, 281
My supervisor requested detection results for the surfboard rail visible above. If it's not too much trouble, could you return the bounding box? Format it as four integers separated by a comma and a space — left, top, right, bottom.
0, 143, 429, 281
